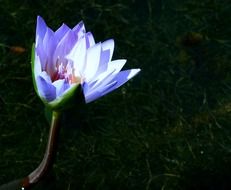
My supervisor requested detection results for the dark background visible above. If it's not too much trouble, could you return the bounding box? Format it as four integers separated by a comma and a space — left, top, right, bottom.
1, 0, 231, 189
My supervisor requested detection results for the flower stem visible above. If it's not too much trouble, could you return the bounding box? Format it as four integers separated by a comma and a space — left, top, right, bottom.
21, 111, 62, 189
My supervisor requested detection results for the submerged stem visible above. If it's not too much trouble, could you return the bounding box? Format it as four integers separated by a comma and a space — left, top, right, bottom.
21, 111, 62, 189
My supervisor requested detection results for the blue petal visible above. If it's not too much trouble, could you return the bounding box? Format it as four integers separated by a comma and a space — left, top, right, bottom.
86, 59, 126, 93
43, 27, 55, 54
36, 75, 56, 102
84, 91, 102, 103
36, 42, 47, 71
84, 69, 140, 103
102, 69, 141, 96
53, 79, 70, 97
55, 23, 70, 41
101, 39, 114, 61
86, 32, 95, 48
95, 39, 114, 75
97, 49, 110, 73
43, 28, 57, 76
36, 16, 47, 44
72, 21, 86, 40
73, 21, 85, 32
53, 30, 77, 63
83, 81, 117, 103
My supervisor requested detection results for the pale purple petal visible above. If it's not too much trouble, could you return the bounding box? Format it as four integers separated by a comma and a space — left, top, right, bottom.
107, 59, 126, 73
43, 27, 55, 53
84, 90, 102, 103
39, 71, 52, 83
36, 16, 49, 71
36, 42, 47, 71
36, 75, 56, 102
43, 28, 55, 57
102, 39, 114, 61
72, 21, 86, 39
84, 68, 115, 95
83, 81, 117, 103
53, 79, 70, 97
55, 23, 70, 41
82, 82, 90, 96
84, 69, 140, 103
96, 39, 114, 74
43, 28, 57, 76
87, 59, 127, 91
97, 49, 110, 73
36, 16, 47, 45
102, 69, 141, 96
53, 30, 77, 64
86, 32, 95, 48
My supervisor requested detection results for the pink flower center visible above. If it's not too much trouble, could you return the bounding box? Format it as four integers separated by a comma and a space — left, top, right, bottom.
52, 58, 81, 84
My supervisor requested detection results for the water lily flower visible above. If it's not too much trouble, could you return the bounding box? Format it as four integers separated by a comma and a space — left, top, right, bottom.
32, 16, 140, 110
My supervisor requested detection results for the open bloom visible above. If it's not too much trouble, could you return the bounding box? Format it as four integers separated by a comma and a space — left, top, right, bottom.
32, 16, 140, 110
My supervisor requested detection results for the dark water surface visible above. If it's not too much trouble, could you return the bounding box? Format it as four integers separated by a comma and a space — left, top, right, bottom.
0, 0, 231, 189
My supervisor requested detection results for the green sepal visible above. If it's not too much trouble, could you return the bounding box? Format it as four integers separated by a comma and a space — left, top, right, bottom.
31, 43, 39, 96
44, 84, 80, 111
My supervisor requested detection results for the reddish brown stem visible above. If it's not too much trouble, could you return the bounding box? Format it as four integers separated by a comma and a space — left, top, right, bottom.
21, 111, 62, 189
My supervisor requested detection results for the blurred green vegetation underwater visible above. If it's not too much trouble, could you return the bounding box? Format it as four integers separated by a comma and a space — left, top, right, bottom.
1, 0, 231, 189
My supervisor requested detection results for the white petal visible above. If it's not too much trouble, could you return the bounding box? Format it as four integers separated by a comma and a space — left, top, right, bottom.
87, 59, 126, 91
85, 68, 141, 102
53, 79, 70, 97
39, 71, 52, 83
107, 59, 126, 73
102, 69, 141, 96
127, 68, 141, 80
84, 67, 115, 94
84, 43, 101, 82
34, 54, 42, 78
66, 36, 87, 77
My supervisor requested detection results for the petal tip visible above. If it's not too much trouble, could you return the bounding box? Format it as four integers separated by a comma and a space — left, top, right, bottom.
128, 68, 141, 79
37, 15, 46, 26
